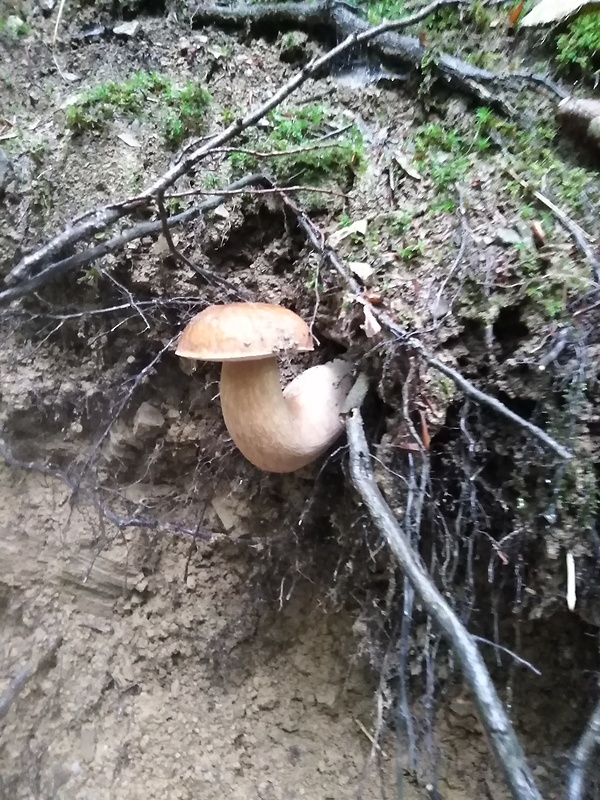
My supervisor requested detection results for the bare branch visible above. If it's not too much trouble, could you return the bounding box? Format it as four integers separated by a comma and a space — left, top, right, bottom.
0, 175, 264, 305
345, 403, 543, 800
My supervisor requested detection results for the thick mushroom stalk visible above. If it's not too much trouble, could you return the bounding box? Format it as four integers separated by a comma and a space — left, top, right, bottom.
220, 358, 354, 473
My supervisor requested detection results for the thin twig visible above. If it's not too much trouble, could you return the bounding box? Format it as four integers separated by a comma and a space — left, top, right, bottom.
154, 191, 247, 298
506, 168, 600, 282
345, 403, 543, 800
165, 184, 348, 199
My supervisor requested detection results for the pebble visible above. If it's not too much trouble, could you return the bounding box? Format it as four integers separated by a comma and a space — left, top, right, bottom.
113, 20, 141, 38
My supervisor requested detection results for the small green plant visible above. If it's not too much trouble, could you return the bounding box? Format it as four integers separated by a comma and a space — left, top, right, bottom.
229, 104, 364, 185
424, 6, 461, 31
337, 212, 353, 227
0, 16, 31, 36
65, 72, 210, 146
366, 0, 405, 23
397, 241, 425, 260
556, 13, 600, 73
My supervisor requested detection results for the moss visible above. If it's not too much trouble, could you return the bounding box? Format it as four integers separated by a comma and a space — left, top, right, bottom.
555, 12, 600, 74
412, 120, 489, 198
65, 71, 211, 146
228, 104, 364, 186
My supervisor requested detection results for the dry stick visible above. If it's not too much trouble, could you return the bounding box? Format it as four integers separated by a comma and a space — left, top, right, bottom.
566, 697, 600, 800
276, 187, 573, 461
154, 191, 248, 299
345, 404, 543, 800
4, 0, 480, 289
0, 175, 263, 305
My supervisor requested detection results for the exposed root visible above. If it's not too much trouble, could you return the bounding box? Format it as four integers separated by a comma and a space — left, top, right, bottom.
345, 402, 543, 800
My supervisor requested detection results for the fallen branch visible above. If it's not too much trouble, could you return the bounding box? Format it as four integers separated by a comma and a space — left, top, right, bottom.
0, 174, 264, 304
345, 402, 543, 800
567, 696, 600, 800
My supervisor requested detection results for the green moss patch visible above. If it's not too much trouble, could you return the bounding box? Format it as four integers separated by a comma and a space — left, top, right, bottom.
65, 71, 211, 147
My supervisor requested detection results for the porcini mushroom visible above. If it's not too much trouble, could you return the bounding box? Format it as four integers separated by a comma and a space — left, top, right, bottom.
176, 302, 354, 473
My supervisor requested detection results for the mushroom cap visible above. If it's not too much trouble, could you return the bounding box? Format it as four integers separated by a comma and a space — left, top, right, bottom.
176, 303, 314, 362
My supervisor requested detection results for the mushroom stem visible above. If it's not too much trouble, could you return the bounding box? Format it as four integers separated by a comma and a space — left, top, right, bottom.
219, 358, 353, 473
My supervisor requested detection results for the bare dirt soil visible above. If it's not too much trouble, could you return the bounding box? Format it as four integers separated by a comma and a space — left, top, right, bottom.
1, 2, 600, 799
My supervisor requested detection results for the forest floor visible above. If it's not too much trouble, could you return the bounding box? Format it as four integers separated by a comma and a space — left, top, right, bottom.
0, 1, 599, 799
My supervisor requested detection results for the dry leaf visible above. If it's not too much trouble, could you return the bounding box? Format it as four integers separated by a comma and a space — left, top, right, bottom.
392, 151, 422, 181
520, 0, 597, 26
117, 131, 141, 148
508, 0, 525, 24
348, 261, 374, 281
329, 218, 368, 247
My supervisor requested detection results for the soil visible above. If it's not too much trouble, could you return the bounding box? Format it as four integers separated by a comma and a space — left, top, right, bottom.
1, 2, 600, 799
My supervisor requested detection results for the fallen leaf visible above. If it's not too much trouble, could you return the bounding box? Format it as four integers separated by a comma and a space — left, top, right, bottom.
348, 261, 374, 281
508, 0, 525, 24
329, 218, 368, 247
495, 227, 525, 246
530, 221, 546, 249
117, 131, 141, 148
392, 151, 422, 181
520, 0, 598, 25
419, 410, 431, 450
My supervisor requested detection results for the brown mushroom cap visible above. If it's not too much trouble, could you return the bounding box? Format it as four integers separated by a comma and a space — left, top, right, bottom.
175, 302, 314, 362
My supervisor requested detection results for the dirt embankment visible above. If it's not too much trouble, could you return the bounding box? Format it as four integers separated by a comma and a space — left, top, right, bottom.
1, 2, 599, 799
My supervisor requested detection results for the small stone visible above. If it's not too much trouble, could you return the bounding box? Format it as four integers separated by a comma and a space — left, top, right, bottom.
132, 402, 165, 437
113, 20, 141, 38
80, 725, 96, 763
38, 0, 55, 12
495, 227, 524, 246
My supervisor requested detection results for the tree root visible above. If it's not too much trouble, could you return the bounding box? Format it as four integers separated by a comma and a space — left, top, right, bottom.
567, 697, 600, 800
345, 402, 543, 800
192, 0, 568, 108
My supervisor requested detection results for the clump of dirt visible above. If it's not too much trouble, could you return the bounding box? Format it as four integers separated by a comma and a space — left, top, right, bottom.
1, 3, 600, 800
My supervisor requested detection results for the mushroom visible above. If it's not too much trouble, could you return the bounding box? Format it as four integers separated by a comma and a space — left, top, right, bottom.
175, 302, 354, 473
